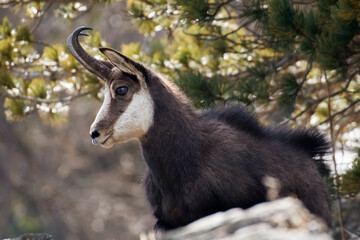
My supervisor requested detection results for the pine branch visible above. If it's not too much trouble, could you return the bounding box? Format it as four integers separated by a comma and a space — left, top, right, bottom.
209, 0, 235, 18
0, 0, 91, 4
227, 52, 296, 83
333, 109, 360, 126
283, 69, 359, 123
298, 58, 313, 89
325, 71, 347, 240
267, 52, 296, 74
137, 0, 155, 6
0, 85, 101, 104
290, 0, 316, 5
33, 40, 55, 48
214, 15, 244, 21
317, 99, 360, 126
11, 69, 70, 81
344, 228, 360, 239
183, 17, 250, 42
31, 1, 54, 33
277, 58, 313, 125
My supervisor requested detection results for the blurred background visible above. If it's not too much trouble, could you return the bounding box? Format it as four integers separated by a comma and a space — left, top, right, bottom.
0, 0, 359, 240
0, 2, 154, 240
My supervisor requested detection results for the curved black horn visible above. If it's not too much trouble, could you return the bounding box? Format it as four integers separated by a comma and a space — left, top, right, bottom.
67, 26, 111, 80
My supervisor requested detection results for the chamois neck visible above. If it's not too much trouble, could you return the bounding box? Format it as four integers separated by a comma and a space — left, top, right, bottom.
140, 73, 206, 190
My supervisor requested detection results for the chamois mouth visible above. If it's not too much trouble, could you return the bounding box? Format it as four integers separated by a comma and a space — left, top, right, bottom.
92, 133, 112, 145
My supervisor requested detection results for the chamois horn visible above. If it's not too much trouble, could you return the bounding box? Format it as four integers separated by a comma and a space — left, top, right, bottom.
67, 26, 111, 80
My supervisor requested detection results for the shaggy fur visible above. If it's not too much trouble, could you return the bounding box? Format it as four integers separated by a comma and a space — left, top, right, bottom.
140, 69, 331, 230
67, 28, 331, 231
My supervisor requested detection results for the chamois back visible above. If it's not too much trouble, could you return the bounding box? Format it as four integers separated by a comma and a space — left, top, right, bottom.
202, 104, 330, 177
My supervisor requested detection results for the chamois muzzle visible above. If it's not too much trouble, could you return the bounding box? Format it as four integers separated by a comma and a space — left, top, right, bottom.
67, 26, 111, 80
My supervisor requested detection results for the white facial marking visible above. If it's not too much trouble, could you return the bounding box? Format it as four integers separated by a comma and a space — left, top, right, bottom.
112, 88, 154, 143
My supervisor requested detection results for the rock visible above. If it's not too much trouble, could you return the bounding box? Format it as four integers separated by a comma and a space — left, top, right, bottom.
141, 197, 333, 240
3, 198, 333, 240
2, 234, 53, 240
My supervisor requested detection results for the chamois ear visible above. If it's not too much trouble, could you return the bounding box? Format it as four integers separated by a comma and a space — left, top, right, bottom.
99, 47, 144, 82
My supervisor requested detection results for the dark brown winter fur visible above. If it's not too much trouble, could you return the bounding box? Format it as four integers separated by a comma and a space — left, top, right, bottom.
138, 67, 331, 230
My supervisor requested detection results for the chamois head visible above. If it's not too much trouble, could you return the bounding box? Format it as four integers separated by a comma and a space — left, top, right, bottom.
67, 27, 154, 148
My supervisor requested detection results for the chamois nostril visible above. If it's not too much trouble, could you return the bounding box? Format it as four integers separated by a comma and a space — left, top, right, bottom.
90, 130, 100, 139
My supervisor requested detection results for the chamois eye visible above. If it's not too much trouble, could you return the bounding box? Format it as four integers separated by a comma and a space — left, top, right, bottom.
115, 86, 128, 97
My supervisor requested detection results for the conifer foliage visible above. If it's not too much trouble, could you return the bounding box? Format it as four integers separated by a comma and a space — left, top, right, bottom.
125, 0, 359, 127
0, 1, 107, 126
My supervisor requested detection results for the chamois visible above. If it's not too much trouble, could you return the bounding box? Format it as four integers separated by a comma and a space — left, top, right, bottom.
67, 27, 331, 230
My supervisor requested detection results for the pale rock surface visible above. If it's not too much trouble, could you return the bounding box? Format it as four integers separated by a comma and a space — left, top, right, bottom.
140, 197, 333, 240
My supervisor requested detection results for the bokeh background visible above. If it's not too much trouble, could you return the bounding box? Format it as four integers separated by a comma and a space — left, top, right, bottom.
0, 1, 360, 240
0, 2, 155, 240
